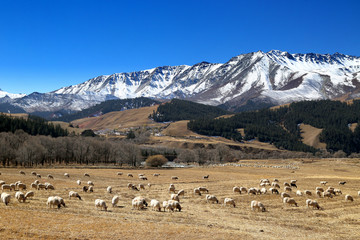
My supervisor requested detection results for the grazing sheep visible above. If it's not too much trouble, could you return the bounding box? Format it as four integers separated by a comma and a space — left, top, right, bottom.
37, 184, 46, 190
326, 187, 335, 195
251, 200, 266, 212
95, 199, 107, 211
316, 190, 322, 197
304, 190, 312, 196
194, 188, 201, 196
150, 199, 161, 211
306, 199, 321, 209
206, 194, 219, 204
270, 188, 279, 194
46, 184, 55, 190
271, 182, 280, 188
240, 187, 248, 194
296, 190, 303, 196
177, 189, 185, 196
248, 188, 257, 195
233, 186, 241, 194
284, 186, 292, 192
316, 187, 324, 192
15, 191, 26, 203
281, 192, 291, 199
47, 174, 54, 179
127, 173, 133, 177
131, 185, 139, 191
203, 175, 209, 179
36, 174, 41, 178
69, 191, 82, 200
320, 181, 327, 186
334, 189, 342, 195
153, 173, 160, 177
260, 188, 267, 194
88, 186, 94, 192
323, 191, 333, 198
56, 196, 66, 207
84, 173, 90, 177
163, 201, 172, 212
127, 183, 133, 189
273, 178, 279, 182
64, 173, 70, 178
147, 183, 152, 189
290, 180, 297, 184
139, 176, 148, 180
0, 181, 5, 186
171, 194, 180, 202
132, 196, 148, 210
168, 185, 176, 193
31, 171, 37, 176
283, 197, 298, 207
107, 186, 112, 194
87, 181, 94, 186
290, 183, 297, 188
345, 194, 354, 202
283, 182, 290, 187
10, 184, 16, 191
34, 180, 40, 185
339, 181, 346, 185
31, 183, 37, 190
17, 183, 26, 191
117, 172, 123, 176
167, 200, 182, 211
358, 191, 360, 196
171, 176, 179, 180
1, 193, 11, 205
224, 198, 236, 208
19, 170, 25, 175
198, 187, 209, 193
82, 186, 89, 192
47, 196, 61, 209
112, 195, 120, 207
25, 191, 34, 199
138, 184, 145, 190
77, 180, 81, 185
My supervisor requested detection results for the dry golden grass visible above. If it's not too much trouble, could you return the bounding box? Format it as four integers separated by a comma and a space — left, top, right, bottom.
51, 121, 84, 135
349, 123, 358, 132
1, 113, 29, 118
299, 123, 326, 149
1, 158, 360, 239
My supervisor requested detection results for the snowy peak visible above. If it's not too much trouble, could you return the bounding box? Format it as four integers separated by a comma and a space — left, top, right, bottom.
0, 89, 26, 99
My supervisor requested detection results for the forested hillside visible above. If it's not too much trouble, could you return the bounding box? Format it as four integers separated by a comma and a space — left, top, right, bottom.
188, 100, 360, 154
150, 99, 230, 122
58, 97, 159, 122
0, 114, 68, 137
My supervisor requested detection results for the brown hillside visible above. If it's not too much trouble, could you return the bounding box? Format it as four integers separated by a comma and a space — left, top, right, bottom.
299, 123, 326, 149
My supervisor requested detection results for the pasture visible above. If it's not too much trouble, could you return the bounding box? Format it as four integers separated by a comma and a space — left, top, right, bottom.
0, 158, 360, 239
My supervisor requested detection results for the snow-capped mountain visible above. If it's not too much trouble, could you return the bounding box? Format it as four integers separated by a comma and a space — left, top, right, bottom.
2, 50, 360, 113
0, 89, 26, 99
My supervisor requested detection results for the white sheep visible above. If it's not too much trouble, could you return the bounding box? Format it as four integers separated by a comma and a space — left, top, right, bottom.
139, 176, 148, 181
167, 200, 181, 211
153, 173, 160, 177
345, 194, 354, 202
150, 199, 161, 211
233, 186, 241, 194
2, 184, 11, 191
147, 183, 152, 189
177, 189, 185, 196
271, 182, 280, 188
283, 182, 291, 187
107, 186, 112, 194
1, 193, 11, 205
270, 188, 279, 194
283, 197, 298, 207
112, 195, 120, 207
248, 188, 257, 195
95, 199, 107, 211
34, 180, 40, 185
127, 173, 133, 177
132, 196, 147, 210
127, 183, 133, 189
15, 191, 26, 203
334, 189, 342, 195
323, 191, 333, 198
0, 180, 5, 186
47, 196, 61, 209
163, 201, 172, 212
224, 198, 236, 207
296, 190, 303, 196
304, 190, 312, 196
76, 180, 81, 185
260, 188, 267, 194
316, 187, 324, 192
251, 200, 266, 212
36, 174, 41, 178
306, 199, 321, 209
320, 181, 327, 185
56, 196, 66, 207
281, 192, 290, 199
290, 180, 297, 184
87, 181, 94, 186
168, 185, 176, 193
316, 190, 322, 197
117, 172, 123, 176
284, 186, 292, 192
69, 191, 82, 200
88, 186, 94, 192
198, 187, 209, 193
64, 173, 70, 178
194, 187, 201, 196
170, 193, 180, 202
206, 194, 219, 204
171, 176, 178, 180
25, 191, 34, 199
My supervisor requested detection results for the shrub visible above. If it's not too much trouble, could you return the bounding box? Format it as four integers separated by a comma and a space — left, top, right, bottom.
146, 155, 168, 167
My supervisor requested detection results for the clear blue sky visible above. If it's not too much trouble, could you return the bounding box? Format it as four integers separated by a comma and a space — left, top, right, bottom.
0, 0, 359, 94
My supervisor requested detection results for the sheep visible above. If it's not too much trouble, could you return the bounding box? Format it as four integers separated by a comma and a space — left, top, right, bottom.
260, 188, 267, 194
76, 180, 81, 185
248, 188, 257, 195
147, 183, 152, 189
112, 195, 120, 207
167, 200, 182, 211
153, 173, 160, 177
47, 196, 62, 209
117, 172, 123, 176
69, 191, 82, 200
88, 186, 94, 192
281, 192, 291, 199
198, 187, 209, 193
273, 178, 279, 182
171, 194, 180, 202
194, 188, 201, 196
31, 183, 37, 190
31, 171, 37, 176
283, 182, 290, 187
339, 181, 346, 185
2, 184, 12, 191
323, 191, 333, 198
17, 183, 27, 191
138, 184, 145, 190
106, 186, 112, 194
345, 194, 354, 202
233, 186, 241, 194
304, 190, 312, 196
139, 176, 148, 181
283, 197, 298, 207
326, 187, 335, 195
0, 181, 5, 186
306, 199, 321, 209
240, 187, 248, 194
334, 189, 342, 195
171, 176, 179, 180
168, 185, 176, 193
251, 200, 266, 212
131, 185, 139, 191
87, 181, 94, 186
290, 183, 297, 188
320, 181, 327, 186
271, 182, 280, 188
47, 174, 54, 179
163, 201, 173, 212
34, 180, 40, 185
82, 186, 89, 192
36, 174, 41, 178
177, 189, 185, 196
19, 170, 26, 175
270, 188, 279, 194
203, 175, 209, 179
259, 182, 266, 187
46, 184, 55, 190
25, 191, 34, 199
284, 186, 292, 192
127, 173, 133, 177
84, 173, 90, 177
10, 184, 16, 191
358, 191, 360, 197
290, 180, 297, 184
224, 198, 236, 207
132, 196, 148, 210
316, 187, 324, 192
56, 196, 66, 207
15, 191, 26, 203
1, 193, 11, 205
150, 199, 161, 211
296, 190, 303, 196
316, 190, 322, 197
95, 199, 107, 211
206, 194, 219, 204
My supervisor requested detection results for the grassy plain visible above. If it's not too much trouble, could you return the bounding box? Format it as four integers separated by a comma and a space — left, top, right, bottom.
0, 158, 360, 239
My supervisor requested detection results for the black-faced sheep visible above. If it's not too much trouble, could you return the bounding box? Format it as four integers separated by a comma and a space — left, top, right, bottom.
95, 199, 107, 211
1, 193, 11, 205
251, 200, 266, 212
69, 191, 82, 200
283, 197, 298, 207
224, 198, 236, 207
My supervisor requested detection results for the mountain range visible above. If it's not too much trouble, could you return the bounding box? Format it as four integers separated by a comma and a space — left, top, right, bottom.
1, 50, 360, 114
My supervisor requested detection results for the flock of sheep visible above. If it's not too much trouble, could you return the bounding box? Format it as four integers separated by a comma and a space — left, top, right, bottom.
0, 170, 359, 215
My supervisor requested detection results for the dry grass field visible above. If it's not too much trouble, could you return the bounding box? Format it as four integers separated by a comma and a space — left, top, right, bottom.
299, 124, 326, 149
1, 158, 360, 239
